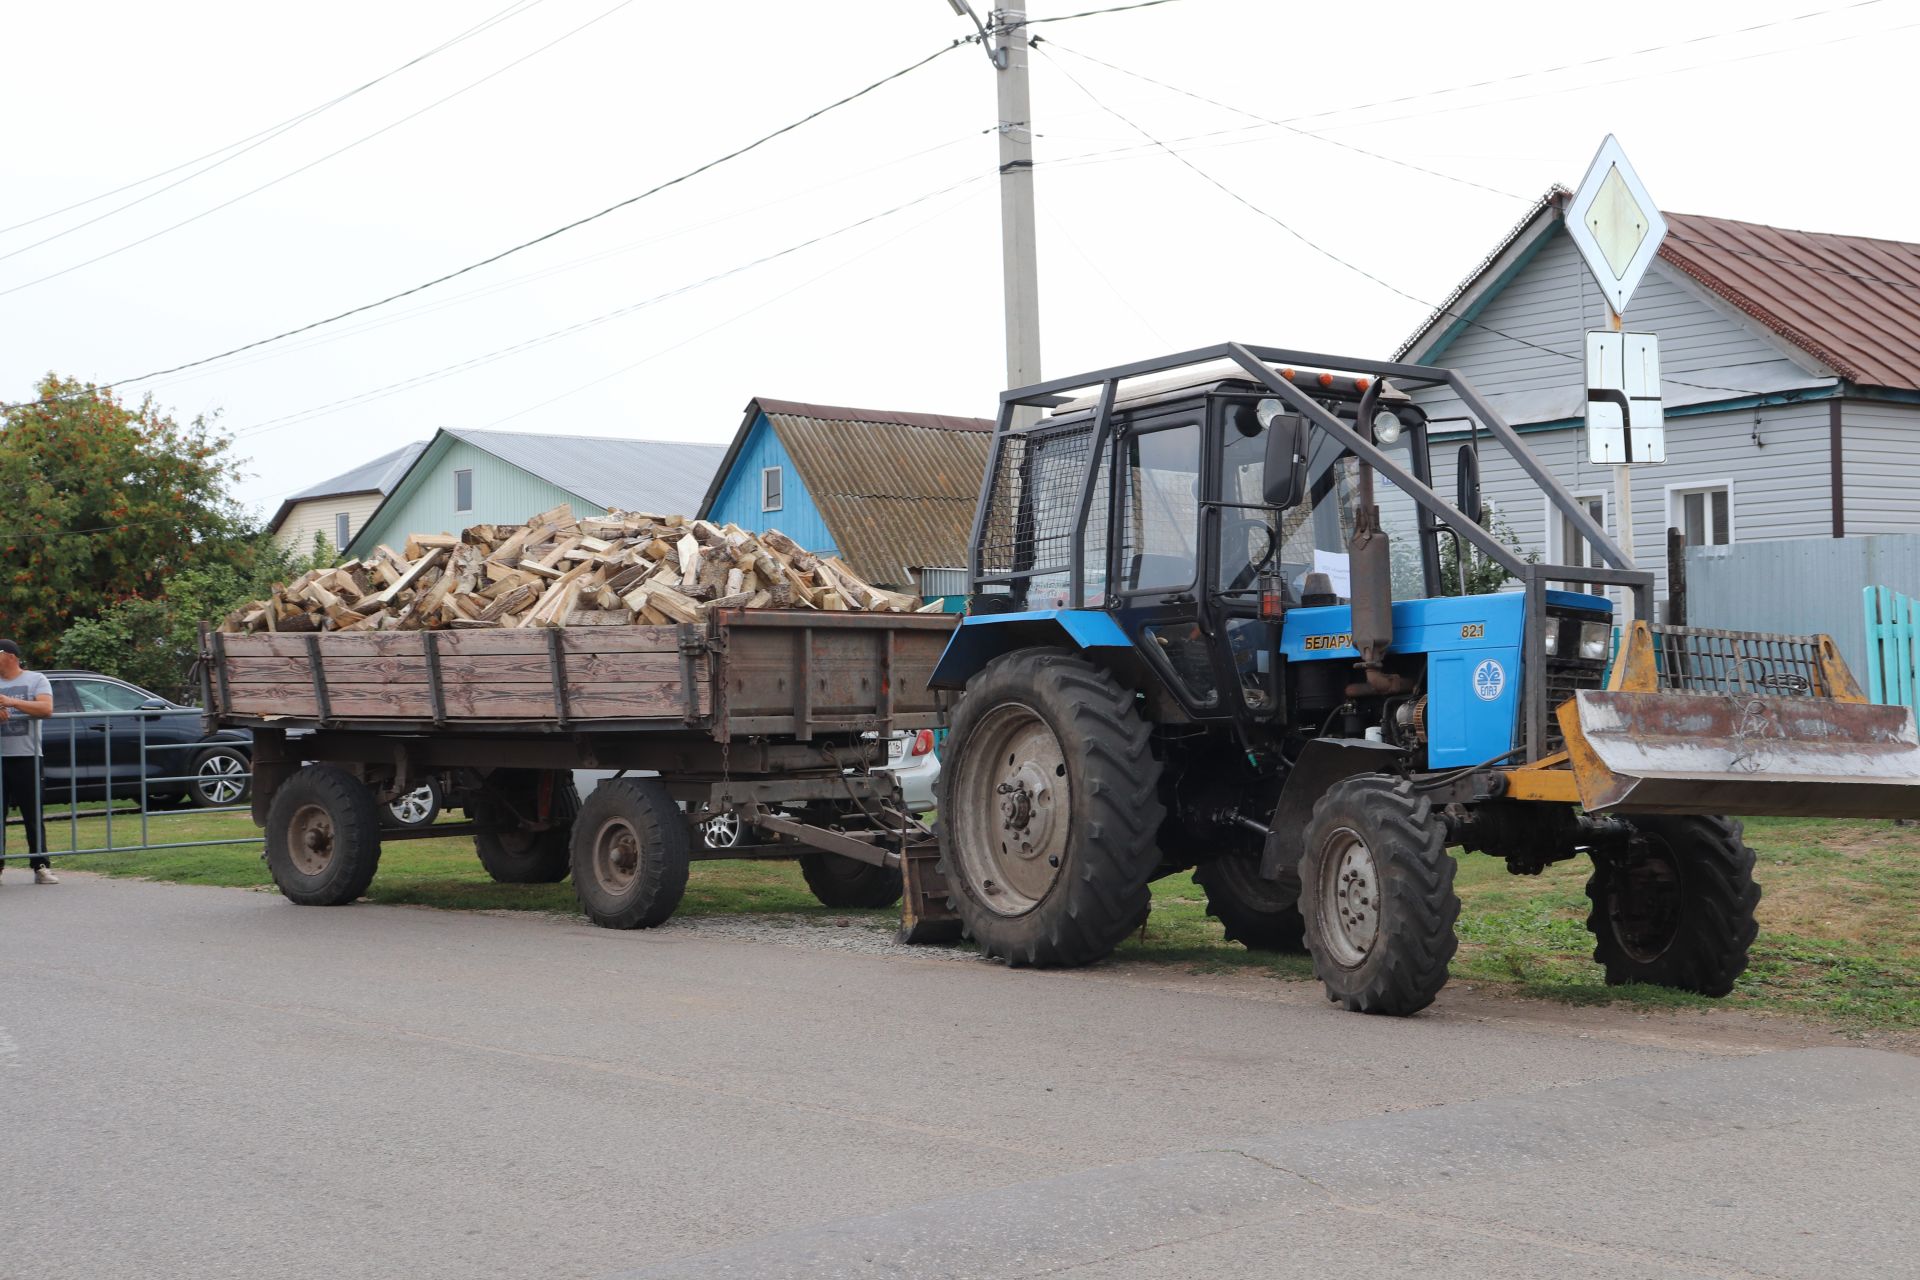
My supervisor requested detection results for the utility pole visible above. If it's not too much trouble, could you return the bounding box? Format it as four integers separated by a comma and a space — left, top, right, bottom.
946, 2, 1042, 417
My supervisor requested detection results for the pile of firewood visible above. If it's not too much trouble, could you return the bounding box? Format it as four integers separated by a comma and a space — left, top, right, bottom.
221, 504, 937, 633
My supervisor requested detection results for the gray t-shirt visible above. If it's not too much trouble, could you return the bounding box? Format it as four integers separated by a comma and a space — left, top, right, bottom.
0, 670, 53, 757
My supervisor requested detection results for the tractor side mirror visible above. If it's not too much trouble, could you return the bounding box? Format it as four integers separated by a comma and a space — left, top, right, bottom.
1262, 414, 1308, 508
1456, 444, 1484, 525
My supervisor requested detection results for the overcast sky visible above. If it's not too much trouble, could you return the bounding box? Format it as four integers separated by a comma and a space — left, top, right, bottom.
5, 0, 1917, 518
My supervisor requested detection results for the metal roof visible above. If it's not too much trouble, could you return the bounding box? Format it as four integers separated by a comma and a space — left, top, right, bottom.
1400, 194, 1920, 392
698, 399, 993, 589
444, 427, 727, 515
266, 440, 427, 532
1659, 211, 1920, 390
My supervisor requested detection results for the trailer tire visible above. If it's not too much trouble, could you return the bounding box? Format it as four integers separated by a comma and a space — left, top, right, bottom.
1195, 853, 1307, 953
1299, 775, 1458, 1015
937, 647, 1164, 968
798, 852, 903, 909
570, 778, 690, 929
472, 773, 579, 883
264, 765, 383, 906
1586, 816, 1759, 997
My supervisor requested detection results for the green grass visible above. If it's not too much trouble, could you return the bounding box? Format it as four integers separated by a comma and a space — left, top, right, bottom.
49, 807, 1920, 1031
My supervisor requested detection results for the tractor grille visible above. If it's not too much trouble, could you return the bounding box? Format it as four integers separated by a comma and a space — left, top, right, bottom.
1544, 658, 1607, 754
976, 423, 1106, 595
1648, 625, 1831, 698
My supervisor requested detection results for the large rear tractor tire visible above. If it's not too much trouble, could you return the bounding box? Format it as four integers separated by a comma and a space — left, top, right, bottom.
937, 648, 1164, 968
1298, 775, 1458, 1015
264, 765, 383, 906
570, 778, 690, 929
471, 771, 579, 884
1585, 816, 1760, 996
798, 852, 903, 909
1194, 853, 1306, 953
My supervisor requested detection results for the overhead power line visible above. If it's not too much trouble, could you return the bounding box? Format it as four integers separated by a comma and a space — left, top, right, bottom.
1024, 0, 1187, 25
0, 0, 635, 290
1035, 47, 1772, 401
229, 170, 993, 438
0, 39, 966, 414
0, 0, 548, 241
1039, 39, 1526, 201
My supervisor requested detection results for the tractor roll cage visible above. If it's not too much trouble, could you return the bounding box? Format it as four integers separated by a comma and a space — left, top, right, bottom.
966, 342, 1658, 762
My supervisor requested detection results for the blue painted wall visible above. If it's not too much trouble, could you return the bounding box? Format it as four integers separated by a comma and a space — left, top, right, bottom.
704, 413, 838, 554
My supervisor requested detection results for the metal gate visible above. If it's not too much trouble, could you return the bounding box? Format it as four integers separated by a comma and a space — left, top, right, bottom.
1, 706, 258, 867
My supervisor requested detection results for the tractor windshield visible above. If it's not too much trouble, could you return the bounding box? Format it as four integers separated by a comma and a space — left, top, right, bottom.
1273, 432, 1426, 604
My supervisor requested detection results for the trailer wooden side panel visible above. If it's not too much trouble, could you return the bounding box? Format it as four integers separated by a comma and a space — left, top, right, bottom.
207, 610, 956, 734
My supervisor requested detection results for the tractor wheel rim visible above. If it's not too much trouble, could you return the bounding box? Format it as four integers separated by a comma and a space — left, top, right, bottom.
391, 785, 434, 825
703, 812, 741, 849
287, 803, 335, 876
199, 754, 245, 804
955, 701, 1069, 917
1610, 839, 1685, 963
1318, 827, 1380, 968
592, 817, 644, 894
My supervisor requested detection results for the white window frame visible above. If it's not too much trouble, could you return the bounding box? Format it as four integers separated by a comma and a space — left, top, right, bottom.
1665, 478, 1735, 547
1543, 490, 1610, 568
761, 465, 783, 513
334, 512, 351, 549
454, 468, 474, 514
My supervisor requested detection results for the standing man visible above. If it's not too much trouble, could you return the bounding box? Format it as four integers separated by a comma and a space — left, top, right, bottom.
0, 638, 57, 885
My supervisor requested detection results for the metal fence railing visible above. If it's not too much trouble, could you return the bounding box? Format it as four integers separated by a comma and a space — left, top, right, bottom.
1, 706, 258, 865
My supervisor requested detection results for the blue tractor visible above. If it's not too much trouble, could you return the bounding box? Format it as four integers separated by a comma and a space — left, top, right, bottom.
930, 343, 1920, 1015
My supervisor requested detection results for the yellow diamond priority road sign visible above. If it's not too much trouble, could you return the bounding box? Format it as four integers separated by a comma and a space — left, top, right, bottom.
1565, 136, 1667, 315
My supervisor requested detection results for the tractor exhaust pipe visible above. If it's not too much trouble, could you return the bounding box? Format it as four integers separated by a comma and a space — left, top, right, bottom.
1345, 381, 1407, 699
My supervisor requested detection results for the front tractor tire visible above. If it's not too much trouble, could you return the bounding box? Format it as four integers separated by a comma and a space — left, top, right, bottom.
1194, 853, 1306, 953
1585, 816, 1760, 996
264, 765, 384, 906
799, 853, 904, 909
1299, 776, 1458, 1015
937, 648, 1164, 968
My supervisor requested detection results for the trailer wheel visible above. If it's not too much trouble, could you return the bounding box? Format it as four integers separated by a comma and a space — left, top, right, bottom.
570, 778, 690, 929
938, 647, 1164, 968
1299, 775, 1458, 1015
1586, 816, 1760, 997
472, 772, 579, 883
1194, 853, 1306, 953
264, 765, 383, 906
798, 852, 903, 909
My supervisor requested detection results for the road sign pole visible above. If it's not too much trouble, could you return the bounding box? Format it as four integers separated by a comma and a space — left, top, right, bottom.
1609, 304, 1636, 624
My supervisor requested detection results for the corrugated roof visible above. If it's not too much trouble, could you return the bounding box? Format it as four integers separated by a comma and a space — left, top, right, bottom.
445, 427, 726, 515
1659, 211, 1920, 390
1400, 196, 1920, 393
267, 440, 427, 532
749, 401, 993, 589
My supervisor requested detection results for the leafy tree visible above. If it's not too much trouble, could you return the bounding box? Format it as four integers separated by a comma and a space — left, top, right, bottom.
55, 534, 332, 701
2, 375, 248, 665
1436, 501, 1538, 596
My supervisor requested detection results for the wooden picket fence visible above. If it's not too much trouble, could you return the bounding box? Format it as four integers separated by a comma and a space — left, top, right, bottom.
1863, 585, 1920, 714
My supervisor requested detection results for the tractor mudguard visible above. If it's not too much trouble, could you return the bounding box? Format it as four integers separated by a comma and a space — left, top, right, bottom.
929, 609, 1133, 690
1259, 738, 1408, 881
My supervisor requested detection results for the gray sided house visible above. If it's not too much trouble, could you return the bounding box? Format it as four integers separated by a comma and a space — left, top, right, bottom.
1398, 189, 1920, 619
346, 427, 726, 558
267, 441, 426, 556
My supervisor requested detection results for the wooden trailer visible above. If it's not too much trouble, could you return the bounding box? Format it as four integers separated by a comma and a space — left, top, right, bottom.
202, 610, 961, 940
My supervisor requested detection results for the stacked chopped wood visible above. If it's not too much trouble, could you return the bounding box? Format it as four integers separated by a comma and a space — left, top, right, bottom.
222, 503, 941, 634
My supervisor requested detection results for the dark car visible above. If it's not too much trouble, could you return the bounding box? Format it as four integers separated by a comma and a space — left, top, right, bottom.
39, 670, 252, 809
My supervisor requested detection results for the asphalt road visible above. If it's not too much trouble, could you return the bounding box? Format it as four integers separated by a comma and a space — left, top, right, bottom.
3, 876, 1915, 1279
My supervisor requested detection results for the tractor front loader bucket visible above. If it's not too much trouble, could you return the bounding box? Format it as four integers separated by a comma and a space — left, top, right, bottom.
1559, 623, 1920, 819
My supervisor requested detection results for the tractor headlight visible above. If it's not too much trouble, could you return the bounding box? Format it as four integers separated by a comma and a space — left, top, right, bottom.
1542, 624, 1560, 656
1372, 409, 1403, 445
1255, 398, 1284, 430
1579, 620, 1611, 661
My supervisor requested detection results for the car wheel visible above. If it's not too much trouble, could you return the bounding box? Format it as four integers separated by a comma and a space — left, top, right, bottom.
384, 780, 442, 829
189, 746, 252, 808
702, 810, 743, 850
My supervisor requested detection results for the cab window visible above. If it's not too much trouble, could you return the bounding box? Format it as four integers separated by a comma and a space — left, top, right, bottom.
1120, 423, 1201, 592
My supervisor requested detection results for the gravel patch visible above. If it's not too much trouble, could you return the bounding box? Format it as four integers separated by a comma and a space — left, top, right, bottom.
670, 913, 985, 961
